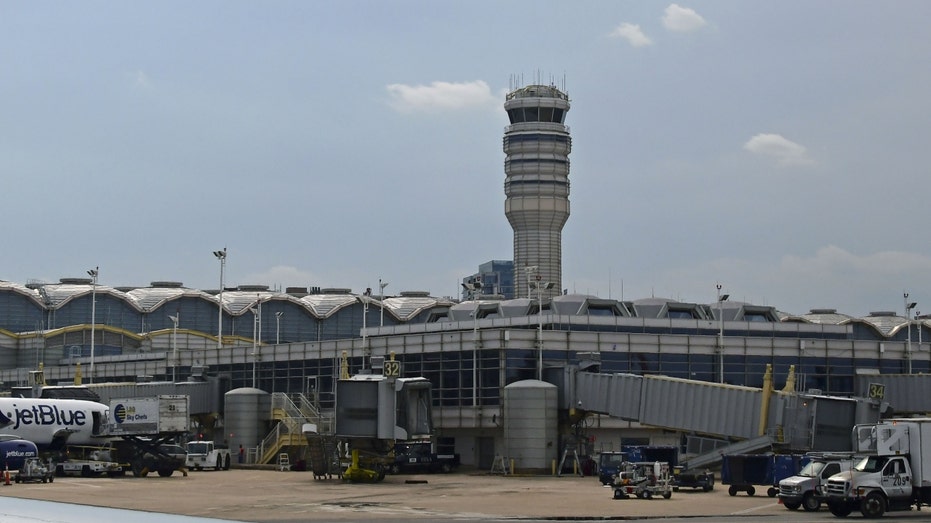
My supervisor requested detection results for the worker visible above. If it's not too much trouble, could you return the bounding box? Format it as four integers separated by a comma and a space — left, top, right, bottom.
238, 445, 244, 464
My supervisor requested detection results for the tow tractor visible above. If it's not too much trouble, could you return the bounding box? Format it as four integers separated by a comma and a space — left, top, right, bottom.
14, 458, 54, 484
612, 461, 673, 500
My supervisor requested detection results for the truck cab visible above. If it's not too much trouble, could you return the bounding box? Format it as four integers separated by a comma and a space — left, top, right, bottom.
185, 441, 231, 471
598, 451, 627, 485
778, 454, 855, 511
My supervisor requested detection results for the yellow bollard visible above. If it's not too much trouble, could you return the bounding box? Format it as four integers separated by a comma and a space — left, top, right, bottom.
510, 459, 514, 475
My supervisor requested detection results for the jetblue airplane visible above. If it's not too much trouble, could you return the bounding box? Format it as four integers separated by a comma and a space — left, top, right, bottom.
0, 397, 110, 450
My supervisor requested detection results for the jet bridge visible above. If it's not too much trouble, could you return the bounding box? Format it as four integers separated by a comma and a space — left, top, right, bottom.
562, 361, 886, 469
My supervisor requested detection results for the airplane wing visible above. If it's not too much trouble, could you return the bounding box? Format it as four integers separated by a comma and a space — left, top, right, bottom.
0, 498, 251, 523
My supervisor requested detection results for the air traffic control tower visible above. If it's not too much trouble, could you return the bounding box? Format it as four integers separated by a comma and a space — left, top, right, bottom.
503, 84, 571, 298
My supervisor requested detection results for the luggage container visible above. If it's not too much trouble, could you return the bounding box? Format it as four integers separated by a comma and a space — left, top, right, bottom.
722, 453, 809, 497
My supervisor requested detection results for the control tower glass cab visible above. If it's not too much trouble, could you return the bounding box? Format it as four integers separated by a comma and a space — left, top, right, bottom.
503, 84, 571, 299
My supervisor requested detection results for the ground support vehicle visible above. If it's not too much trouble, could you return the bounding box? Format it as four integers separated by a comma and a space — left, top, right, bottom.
390, 441, 460, 474
108, 395, 190, 477
825, 418, 931, 518
185, 441, 231, 471
621, 445, 714, 492
55, 459, 123, 477
778, 453, 856, 512
598, 451, 627, 485
611, 461, 673, 500
672, 466, 715, 492
14, 458, 53, 483
722, 453, 808, 497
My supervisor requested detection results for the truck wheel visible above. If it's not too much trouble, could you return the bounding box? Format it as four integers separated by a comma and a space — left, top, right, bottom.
728, 485, 738, 496
767, 487, 778, 497
641, 490, 652, 499
784, 500, 801, 510
860, 491, 886, 518
157, 467, 174, 477
746, 486, 756, 496
215, 457, 222, 471
224, 455, 231, 470
702, 484, 713, 492
662, 491, 672, 499
827, 501, 852, 517
81, 465, 92, 477
801, 492, 821, 512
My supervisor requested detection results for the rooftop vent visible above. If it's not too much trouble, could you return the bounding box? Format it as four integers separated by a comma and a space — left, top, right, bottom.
868, 311, 897, 317
59, 277, 93, 285
321, 288, 351, 295
400, 291, 430, 298
151, 281, 183, 288
809, 309, 837, 315
238, 285, 270, 292
286, 287, 307, 296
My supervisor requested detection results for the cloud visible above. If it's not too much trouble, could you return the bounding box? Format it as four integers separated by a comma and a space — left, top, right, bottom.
743, 133, 813, 165
609, 23, 653, 47
385, 80, 497, 113
662, 4, 707, 32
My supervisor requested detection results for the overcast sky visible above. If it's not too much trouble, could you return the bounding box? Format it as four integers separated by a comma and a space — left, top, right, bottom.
3, 1, 930, 318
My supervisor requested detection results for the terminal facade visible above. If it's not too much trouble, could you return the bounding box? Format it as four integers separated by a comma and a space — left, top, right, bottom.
0, 278, 927, 468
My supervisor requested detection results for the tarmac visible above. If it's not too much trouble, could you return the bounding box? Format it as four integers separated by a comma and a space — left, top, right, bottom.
0, 467, 802, 522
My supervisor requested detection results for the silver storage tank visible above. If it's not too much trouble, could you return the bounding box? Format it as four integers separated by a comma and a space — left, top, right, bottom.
504, 379, 558, 472
224, 387, 270, 463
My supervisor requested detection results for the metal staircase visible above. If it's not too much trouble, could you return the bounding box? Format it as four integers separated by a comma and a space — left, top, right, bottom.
258, 393, 333, 466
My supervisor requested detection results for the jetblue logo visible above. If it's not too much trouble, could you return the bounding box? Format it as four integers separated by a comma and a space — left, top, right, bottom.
0, 403, 87, 431
4, 449, 37, 459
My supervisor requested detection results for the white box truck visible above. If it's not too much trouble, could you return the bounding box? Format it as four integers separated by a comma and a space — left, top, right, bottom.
824, 418, 931, 517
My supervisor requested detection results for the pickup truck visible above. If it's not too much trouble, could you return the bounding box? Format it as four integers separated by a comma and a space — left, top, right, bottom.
778, 453, 856, 512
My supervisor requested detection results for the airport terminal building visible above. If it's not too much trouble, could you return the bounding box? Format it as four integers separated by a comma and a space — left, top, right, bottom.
2, 84, 928, 468
0, 278, 928, 467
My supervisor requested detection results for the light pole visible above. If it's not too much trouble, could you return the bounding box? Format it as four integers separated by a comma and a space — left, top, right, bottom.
87, 267, 98, 384
250, 305, 259, 388
361, 293, 370, 369
213, 248, 227, 350
461, 281, 484, 412
169, 313, 179, 382
905, 294, 917, 374
525, 266, 553, 381
524, 265, 537, 300
275, 312, 283, 344
379, 279, 389, 327
716, 284, 729, 384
